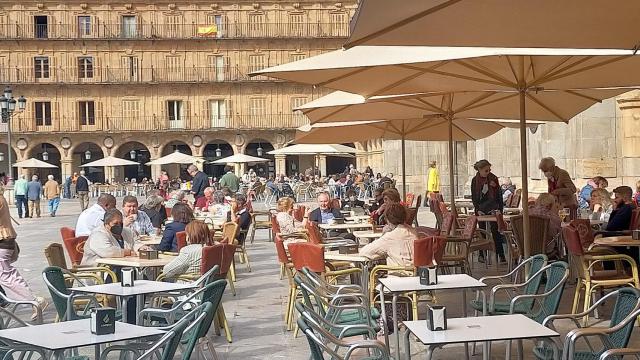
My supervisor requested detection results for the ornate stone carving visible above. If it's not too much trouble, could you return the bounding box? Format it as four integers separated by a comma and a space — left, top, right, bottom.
168, 3, 176, 11
103, 137, 114, 148
252, 3, 260, 10
16, 138, 28, 150
36, 3, 45, 10
80, 3, 88, 10
210, 3, 219, 10
124, 3, 133, 11
60, 137, 72, 149
192, 135, 203, 147
293, 3, 301, 10
151, 136, 160, 148
234, 134, 245, 147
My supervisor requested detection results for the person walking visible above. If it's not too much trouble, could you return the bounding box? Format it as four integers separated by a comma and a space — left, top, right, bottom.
26, 175, 42, 218
0, 189, 47, 320
43, 175, 60, 217
13, 174, 28, 219
219, 166, 240, 193
427, 160, 440, 195
76, 170, 90, 212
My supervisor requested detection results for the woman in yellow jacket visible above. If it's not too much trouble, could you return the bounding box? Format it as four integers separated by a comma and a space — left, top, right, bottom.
427, 161, 440, 194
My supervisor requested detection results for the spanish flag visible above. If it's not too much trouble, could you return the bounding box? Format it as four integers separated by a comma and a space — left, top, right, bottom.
197, 25, 218, 37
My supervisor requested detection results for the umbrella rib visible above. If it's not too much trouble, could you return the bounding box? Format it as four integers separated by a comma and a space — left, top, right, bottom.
505, 56, 520, 83
535, 55, 630, 86
369, 62, 449, 96
407, 97, 446, 113
457, 59, 518, 88
452, 91, 499, 113
525, 93, 566, 121
346, 0, 463, 48
456, 92, 519, 113
312, 105, 351, 123
530, 56, 595, 86
563, 89, 603, 103
452, 120, 477, 140
387, 99, 438, 113
315, 67, 371, 89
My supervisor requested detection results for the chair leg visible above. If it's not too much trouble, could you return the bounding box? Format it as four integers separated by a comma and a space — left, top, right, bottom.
243, 249, 251, 272
226, 272, 236, 296
217, 305, 233, 343
249, 226, 256, 244
279, 263, 284, 280
229, 259, 237, 282
287, 285, 297, 331
582, 283, 592, 327
571, 281, 582, 314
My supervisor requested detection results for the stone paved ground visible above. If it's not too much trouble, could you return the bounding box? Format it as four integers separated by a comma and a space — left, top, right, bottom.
8, 197, 640, 359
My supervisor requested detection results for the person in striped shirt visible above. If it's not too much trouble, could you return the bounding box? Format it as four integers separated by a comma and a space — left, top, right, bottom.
162, 220, 212, 278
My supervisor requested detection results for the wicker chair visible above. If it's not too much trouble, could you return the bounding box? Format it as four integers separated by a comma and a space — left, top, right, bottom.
510, 214, 549, 256
440, 215, 477, 275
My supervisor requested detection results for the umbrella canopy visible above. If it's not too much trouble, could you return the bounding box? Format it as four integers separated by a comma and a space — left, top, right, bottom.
146, 151, 200, 166
212, 154, 270, 164
13, 158, 58, 168
80, 156, 139, 167
345, 0, 640, 49
268, 144, 364, 156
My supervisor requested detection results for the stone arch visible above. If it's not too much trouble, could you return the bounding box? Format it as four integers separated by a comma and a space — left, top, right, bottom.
159, 140, 194, 156
203, 139, 234, 179
26, 142, 63, 181
114, 141, 151, 182
244, 138, 275, 178
72, 142, 107, 183
0, 143, 19, 180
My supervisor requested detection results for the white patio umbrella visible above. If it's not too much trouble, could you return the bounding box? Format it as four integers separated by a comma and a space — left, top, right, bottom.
80, 156, 139, 167
254, 46, 640, 258
146, 151, 200, 166
268, 144, 363, 177
13, 158, 58, 168
212, 154, 270, 164
345, 0, 640, 49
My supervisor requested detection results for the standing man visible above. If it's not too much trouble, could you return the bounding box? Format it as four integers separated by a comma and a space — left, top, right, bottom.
76, 193, 116, 236
26, 175, 42, 218
538, 157, 578, 210
13, 174, 28, 219
219, 166, 240, 193
187, 164, 208, 204
76, 170, 90, 212
43, 175, 60, 217
427, 160, 440, 195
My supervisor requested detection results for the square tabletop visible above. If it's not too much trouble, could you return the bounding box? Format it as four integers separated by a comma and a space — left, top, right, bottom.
324, 251, 371, 263
71, 280, 196, 296
96, 255, 176, 268
405, 314, 558, 345
594, 235, 638, 247
319, 223, 373, 230
353, 230, 383, 240
379, 274, 486, 293
0, 319, 164, 350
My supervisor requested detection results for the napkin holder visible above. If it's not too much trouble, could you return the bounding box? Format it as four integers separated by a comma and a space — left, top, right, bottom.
121, 267, 136, 287
90, 307, 116, 335
426, 305, 447, 331
633, 230, 640, 240
339, 244, 359, 254
418, 266, 438, 285
334, 218, 345, 224
139, 249, 159, 260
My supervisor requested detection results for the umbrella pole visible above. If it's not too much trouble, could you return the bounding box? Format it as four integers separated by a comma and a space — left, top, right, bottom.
401, 124, 407, 201
519, 89, 531, 260
448, 115, 455, 213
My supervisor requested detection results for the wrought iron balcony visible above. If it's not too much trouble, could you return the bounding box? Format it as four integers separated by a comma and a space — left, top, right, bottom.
0, 22, 350, 40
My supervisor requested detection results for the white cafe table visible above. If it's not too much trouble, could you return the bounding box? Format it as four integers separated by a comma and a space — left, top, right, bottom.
403, 314, 559, 360
137, 234, 162, 246
352, 230, 383, 243
71, 280, 196, 324
0, 319, 164, 360
378, 274, 486, 360
324, 251, 374, 308
319, 222, 373, 232
345, 215, 372, 222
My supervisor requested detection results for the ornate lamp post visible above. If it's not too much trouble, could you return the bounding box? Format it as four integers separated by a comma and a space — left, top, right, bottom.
0, 86, 26, 183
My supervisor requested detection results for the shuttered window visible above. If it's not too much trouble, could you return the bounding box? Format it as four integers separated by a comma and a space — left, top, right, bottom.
35, 101, 52, 126
79, 101, 95, 125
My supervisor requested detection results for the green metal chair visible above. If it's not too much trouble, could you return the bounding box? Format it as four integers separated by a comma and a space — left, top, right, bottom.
470, 254, 548, 315
0, 307, 46, 360
41, 266, 105, 321
533, 287, 640, 360
599, 348, 640, 359
297, 314, 391, 360
505, 261, 570, 359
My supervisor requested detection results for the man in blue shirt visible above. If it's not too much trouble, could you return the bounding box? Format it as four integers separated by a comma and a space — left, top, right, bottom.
26, 175, 42, 218
605, 186, 635, 232
13, 174, 28, 218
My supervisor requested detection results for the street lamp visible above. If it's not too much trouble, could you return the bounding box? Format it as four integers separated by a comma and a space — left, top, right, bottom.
84, 150, 91, 160
257, 143, 263, 157
42, 144, 49, 161
215, 145, 222, 158
0, 86, 26, 184
129, 150, 136, 160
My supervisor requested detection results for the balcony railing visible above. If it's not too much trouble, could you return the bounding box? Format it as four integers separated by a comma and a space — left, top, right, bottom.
0, 22, 350, 40
7, 114, 307, 133
0, 66, 279, 84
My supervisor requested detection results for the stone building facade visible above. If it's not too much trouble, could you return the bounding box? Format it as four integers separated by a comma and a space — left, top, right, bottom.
0, 1, 356, 183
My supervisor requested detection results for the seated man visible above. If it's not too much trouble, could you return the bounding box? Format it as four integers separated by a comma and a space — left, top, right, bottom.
122, 195, 156, 236
194, 187, 215, 211
75, 194, 116, 236
81, 209, 148, 267
367, 188, 384, 214
604, 186, 636, 232
341, 189, 365, 210
308, 192, 355, 241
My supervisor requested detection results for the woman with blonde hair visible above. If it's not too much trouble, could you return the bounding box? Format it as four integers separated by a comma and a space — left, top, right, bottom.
162, 220, 212, 278
528, 193, 562, 257
275, 197, 308, 235
590, 188, 613, 221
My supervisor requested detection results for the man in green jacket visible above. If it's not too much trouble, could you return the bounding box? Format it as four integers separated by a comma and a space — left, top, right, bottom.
219, 166, 240, 193
13, 174, 29, 219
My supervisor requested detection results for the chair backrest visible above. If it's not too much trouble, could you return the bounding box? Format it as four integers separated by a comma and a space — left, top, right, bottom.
607, 288, 640, 349
62, 236, 88, 266
287, 242, 325, 273
415, 194, 422, 210
221, 222, 239, 244
530, 261, 568, 323
440, 212, 455, 236
201, 244, 237, 277
270, 214, 281, 235
59, 227, 75, 240
297, 317, 329, 360
461, 215, 478, 240
495, 212, 508, 233
630, 208, 640, 231
510, 214, 549, 256
176, 231, 187, 252
180, 302, 215, 360
510, 189, 522, 207
413, 236, 447, 267
164, 206, 172, 218
41, 266, 70, 320
569, 219, 595, 249
274, 236, 290, 265
405, 207, 418, 226
44, 243, 68, 269
293, 206, 306, 222
305, 221, 323, 245
562, 225, 585, 257
405, 193, 415, 207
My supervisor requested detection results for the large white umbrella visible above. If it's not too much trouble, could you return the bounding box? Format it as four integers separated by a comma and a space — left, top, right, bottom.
345, 0, 640, 49
80, 156, 139, 167
146, 151, 200, 166
13, 158, 57, 168
212, 154, 270, 164
255, 46, 640, 259
268, 143, 364, 156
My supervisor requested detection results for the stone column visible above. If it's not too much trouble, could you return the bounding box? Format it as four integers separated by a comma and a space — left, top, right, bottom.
60, 159, 73, 183
274, 154, 286, 176
617, 92, 640, 184
356, 154, 367, 171
318, 155, 327, 177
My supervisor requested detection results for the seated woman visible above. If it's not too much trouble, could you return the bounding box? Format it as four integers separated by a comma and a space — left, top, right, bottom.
275, 197, 308, 235
360, 203, 418, 271
590, 188, 613, 221
158, 203, 194, 252
165, 190, 187, 209
528, 193, 562, 257
140, 194, 165, 230
82, 209, 149, 266
229, 194, 251, 244
162, 220, 212, 279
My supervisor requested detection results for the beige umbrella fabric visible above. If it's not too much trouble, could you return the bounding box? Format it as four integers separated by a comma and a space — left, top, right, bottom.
80, 156, 139, 167
345, 0, 640, 49
13, 158, 58, 168
268, 144, 364, 156
146, 151, 201, 166
212, 154, 270, 164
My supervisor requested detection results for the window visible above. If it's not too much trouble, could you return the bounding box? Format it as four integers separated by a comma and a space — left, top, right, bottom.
122, 99, 140, 119
77, 16, 91, 37
330, 13, 347, 36
121, 15, 137, 38
208, 55, 224, 81
167, 100, 183, 128
79, 101, 95, 125
34, 57, 50, 79
250, 97, 266, 116
34, 16, 48, 38
289, 13, 304, 36
77, 57, 94, 79
35, 101, 52, 126
248, 14, 265, 36
292, 97, 308, 124
122, 56, 139, 81
165, 15, 181, 38
290, 53, 306, 62
209, 100, 227, 128
248, 54, 266, 73
165, 56, 181, 81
